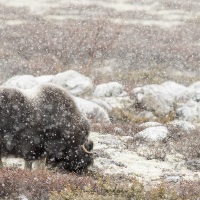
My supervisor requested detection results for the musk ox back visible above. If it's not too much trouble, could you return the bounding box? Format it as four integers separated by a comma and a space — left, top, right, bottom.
0, 84, 93, 171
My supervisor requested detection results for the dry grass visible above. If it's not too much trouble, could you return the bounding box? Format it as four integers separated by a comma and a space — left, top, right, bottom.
1, 2, 200, 87
0, 168, 200, 199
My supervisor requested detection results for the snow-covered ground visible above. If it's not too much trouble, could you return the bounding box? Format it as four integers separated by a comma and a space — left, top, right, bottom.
88, 132, 200, 183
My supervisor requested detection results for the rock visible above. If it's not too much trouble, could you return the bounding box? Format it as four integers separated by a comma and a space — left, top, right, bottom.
189, 81, 200, 91
3, 70, 93, 97
138, 122, 163, 130
73, 97, 110, 123
93, 82, 126, 97
2, 75, 53, 89
90, 98, 112, 111
120, 136, 133, 143
186, 159, 200, 171
52, 70, 93, 96
132, 84, 175, 116
167, 120, 196, 133
164, 175, 182, 183
134, 126, 169, 142
161, 81, 188, 99
101, 96, 134, 109
176, 100, 200, 122
174, 81, 200, 122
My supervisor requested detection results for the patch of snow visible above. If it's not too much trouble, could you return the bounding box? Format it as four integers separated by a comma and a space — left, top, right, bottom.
18, 194, 28, 200
2, 157, 24, 169
89, 132, 200, 183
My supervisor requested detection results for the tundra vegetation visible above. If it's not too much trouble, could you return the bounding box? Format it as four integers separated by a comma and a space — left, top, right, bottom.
1, 0, 200, 199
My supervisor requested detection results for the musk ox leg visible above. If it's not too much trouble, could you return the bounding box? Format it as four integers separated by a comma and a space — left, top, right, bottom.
32, 157, 46, 171
0, 149, 3, 168
0, 158, 3, 168
24, 160, 33, 170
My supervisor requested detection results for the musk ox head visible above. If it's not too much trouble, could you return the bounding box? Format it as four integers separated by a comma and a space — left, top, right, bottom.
62, 140, 93, 172
47, 140, 94, 172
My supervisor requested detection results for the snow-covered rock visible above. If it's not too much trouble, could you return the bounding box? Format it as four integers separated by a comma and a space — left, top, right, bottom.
2, 75, 53, 89
132, 84, 175, 116
93, 82, 126, 97
100, 96, 134, 110
90, 98, 112, 111
73, 97, 110, 123
132, 81, 189, 118
176, 100, 200, 122
161, 81, 188, 99
134, 126, 169, 142
138, 122, 163, 130
174, 81, 200, 122
167, 120, 196, 132
3, 70, 93, 97
52, 70, 93, 96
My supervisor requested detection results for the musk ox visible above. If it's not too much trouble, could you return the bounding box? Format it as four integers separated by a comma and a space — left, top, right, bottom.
0, 83, 93, 171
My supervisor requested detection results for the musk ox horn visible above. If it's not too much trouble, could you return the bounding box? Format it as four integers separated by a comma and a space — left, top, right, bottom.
81, 144, 93, 154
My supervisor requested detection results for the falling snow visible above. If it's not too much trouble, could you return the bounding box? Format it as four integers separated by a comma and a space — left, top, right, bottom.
1, 0, 200, 199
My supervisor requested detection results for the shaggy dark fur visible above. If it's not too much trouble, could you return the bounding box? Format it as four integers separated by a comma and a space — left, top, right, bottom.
0, 84, 93, 171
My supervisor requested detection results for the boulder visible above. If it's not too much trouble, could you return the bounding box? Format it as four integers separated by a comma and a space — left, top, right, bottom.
132, 84, 175, 116
167, 120, 196, 133
138, 122, 163, 130
132, 81, 189, 118
51, 70, 93, 96
161, 81, 188, 99
176, 100, 200, 122
90, 98, 113, 111
2, 75, 53, 89
93, 82, 126, 97
73, 97, 110, 123
3, 70, 93, 97
175, 81, 200, 122
134, 126, 169, 142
